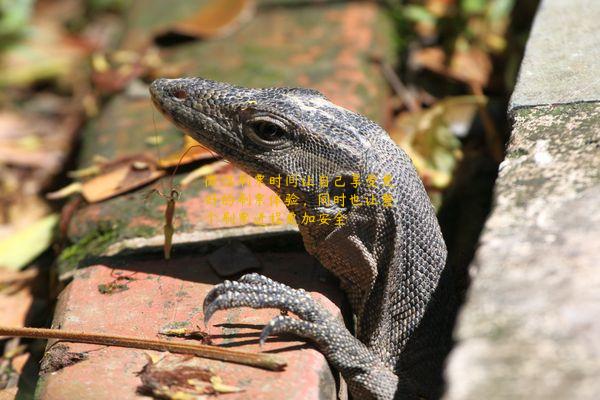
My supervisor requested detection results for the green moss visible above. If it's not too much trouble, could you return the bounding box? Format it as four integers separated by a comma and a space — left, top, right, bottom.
507, 147, 528, 158
127, 224, 157, 239
57, 222, 120, 277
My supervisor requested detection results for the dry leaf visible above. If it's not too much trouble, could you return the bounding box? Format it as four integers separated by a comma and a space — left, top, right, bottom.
411, 46, 492, 87
91, 53, 146, 94
81, 158, 165, 203
158, 136, 216, 168
0, 268, 38, 287
0, 111, 67, 169
163, 0, 256, 39
0, 194, 51, 241
67, 165, 101, 179
46, 182, 83, 200
0, 97, 83, 212
411, 47, 446, 76
0, 387, 18, 400
0, 146, 62, 169
139, 355, 244, 399
390, 96, 486, 190
181, 160, 229, 188
0, 113, 29, 140
209, 376, 242, 394
449, 47, 492, 88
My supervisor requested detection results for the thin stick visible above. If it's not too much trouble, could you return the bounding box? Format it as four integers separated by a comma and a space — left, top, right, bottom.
370, 55, 420, 112
0, 326, 286, 371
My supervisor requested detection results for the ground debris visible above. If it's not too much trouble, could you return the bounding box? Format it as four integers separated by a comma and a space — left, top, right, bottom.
97, 274, 137, 295
39, 344, 88, 374
158, 327, 213, 345
139, 355, 243, 399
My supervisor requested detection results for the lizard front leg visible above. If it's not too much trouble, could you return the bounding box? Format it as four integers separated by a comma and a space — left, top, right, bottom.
203, 273, 402, 400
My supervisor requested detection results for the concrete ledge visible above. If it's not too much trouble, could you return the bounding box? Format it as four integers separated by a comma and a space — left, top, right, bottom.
510, 0, 600, 109
445, 103, 600, 399
447, 1, 600, 397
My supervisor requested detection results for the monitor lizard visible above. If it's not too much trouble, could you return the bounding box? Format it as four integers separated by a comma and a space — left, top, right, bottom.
150, 78, 454, 400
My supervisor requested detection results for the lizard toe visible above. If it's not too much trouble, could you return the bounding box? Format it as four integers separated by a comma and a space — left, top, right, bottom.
259, 315, 321, 347
237, 273, 274, 285
202, 278, 325, 324
203, 279, 255, 313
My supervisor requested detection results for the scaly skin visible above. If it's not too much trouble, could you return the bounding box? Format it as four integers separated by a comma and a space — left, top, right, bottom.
150, 78, 452, 399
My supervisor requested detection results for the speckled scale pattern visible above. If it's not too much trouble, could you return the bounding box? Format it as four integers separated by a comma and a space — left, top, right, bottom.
150, 78, 450, 400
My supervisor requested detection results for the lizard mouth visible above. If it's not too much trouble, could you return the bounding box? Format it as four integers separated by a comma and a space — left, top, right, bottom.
150, 79, 228, 153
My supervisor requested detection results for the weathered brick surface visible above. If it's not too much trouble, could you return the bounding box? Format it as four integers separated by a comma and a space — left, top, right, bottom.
38, 252, 344, 399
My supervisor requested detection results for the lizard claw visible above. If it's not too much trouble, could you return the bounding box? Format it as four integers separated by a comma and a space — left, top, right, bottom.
202, 273, 326, 326
259, 315, 317, 347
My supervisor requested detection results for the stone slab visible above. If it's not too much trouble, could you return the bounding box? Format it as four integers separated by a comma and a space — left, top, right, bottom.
445, 103, 600, 399
37, 251, 345, 400
60, 164, 296, 279
509, 0, 600, 110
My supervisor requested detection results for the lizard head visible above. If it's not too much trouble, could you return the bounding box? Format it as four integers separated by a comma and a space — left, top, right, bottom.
150, 77, 432, 299
150, 78, 392, 215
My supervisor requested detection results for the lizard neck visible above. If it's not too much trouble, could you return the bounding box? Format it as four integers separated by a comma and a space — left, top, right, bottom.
299, 138, 447, 365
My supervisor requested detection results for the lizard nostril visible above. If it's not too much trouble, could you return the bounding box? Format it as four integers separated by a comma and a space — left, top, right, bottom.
173, 88, 188, 100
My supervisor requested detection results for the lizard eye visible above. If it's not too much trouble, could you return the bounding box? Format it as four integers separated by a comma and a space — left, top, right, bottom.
247, 120, 287, 147
172, 88, 188, 100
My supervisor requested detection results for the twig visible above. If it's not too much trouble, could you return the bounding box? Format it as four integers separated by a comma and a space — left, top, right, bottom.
0, 326, 286, 371
370, 55, 420, 112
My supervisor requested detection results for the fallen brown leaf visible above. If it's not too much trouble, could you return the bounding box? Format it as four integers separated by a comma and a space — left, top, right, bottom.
158, 136, 216, 168
449, 47, 492, 88
160, 0, 256, 39
389, 96, 486, 191
80, 156, 165, 203
181, 160, 229, 188
40, 344, 88, 374
411, 46, 492, 88
139, 355, 243, 399
0, 98, 83, 230
411, 47, 446, 76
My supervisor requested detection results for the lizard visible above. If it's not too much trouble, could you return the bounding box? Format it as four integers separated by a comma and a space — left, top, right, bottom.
149, 77, 454, 399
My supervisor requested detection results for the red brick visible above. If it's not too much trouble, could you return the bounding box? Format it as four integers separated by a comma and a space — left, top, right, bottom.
37, 252, 344, 400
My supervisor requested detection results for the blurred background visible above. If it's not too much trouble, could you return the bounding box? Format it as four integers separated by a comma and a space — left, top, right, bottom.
0, 0, 539, 397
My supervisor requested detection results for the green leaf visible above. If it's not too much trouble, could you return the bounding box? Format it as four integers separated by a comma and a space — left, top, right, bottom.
488, 0, 515, 21
0, 0, 34, 46
461, 0, 487, 14
0, 214, 58, 271
402, 5, 436, 24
